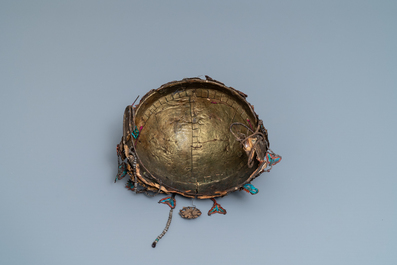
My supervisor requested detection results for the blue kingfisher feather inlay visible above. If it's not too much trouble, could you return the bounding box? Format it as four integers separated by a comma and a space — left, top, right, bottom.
131, 125, 140, 139
158, 196, 176, 209
243, 183, 259, 195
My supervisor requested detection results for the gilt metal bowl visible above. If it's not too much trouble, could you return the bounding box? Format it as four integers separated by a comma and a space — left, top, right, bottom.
115, 76, 281, 247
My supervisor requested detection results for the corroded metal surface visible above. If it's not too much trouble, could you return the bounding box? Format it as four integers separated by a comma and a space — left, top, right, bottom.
122, 77, 269, 199
179, 207, 202, 219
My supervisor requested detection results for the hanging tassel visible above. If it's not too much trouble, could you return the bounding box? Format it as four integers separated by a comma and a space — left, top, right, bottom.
152, 194, 175, 248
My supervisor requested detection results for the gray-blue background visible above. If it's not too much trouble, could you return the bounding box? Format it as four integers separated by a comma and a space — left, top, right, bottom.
1, 1, 396, 264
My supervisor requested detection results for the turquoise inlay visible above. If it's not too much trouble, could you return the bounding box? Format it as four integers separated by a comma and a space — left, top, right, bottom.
131, 126, 140, 139
166, 198, 174, 207
210, 205, 224, 214
115, 169, 127, 182
159, 197, 175, 208
243, 183, 258, 195
125, 179, 135, 190
267, 153, 280, 166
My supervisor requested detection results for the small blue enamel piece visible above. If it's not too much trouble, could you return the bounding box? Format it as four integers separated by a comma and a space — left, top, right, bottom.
125, 179, 135, 191
131, 126, 140, 139
208, 198, 227, 215
266, 152, 281, 166
243, 183, 259, 195
208, 204, 226, 215
115, 164, 128, 182
158, 196, 176, 209
119, 170, 127, 178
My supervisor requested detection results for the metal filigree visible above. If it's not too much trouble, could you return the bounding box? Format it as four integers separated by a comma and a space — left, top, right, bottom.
114, 76, 281, 248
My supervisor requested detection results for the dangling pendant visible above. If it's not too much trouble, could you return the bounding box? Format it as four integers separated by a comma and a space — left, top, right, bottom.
158, 196, 176, 209
152, 194, 176, 248
208, 198, 227, 216
179, 207, 202, 219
